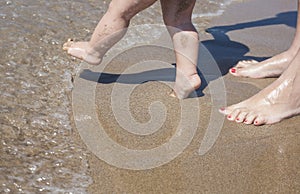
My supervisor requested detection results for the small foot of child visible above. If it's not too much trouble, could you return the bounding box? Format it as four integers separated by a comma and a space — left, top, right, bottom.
63, 39, 103, 65
170, 74, 201, 99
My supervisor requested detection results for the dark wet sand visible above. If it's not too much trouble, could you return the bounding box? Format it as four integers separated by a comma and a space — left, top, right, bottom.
79, 0, 300, 193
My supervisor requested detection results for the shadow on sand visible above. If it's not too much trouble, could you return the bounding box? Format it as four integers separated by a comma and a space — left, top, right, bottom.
79, 11, 296, 97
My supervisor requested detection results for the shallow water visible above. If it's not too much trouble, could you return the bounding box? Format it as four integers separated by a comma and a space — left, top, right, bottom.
0, 0, 232, 192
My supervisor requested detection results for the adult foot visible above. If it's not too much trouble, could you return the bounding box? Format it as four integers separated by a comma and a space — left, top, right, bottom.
229, 49, 298, 78
170, 73, 201, 99
220, 52, 300, 125
63, 39, 103, 65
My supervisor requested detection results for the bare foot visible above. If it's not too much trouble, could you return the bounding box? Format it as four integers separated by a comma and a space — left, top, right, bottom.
229, 50, 297, 78
63, 39, 103, 65
170, 73, 201, 99
220, 51, 300, 125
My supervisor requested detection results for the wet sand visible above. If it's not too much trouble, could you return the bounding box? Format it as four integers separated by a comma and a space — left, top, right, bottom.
74, 0, 300, 193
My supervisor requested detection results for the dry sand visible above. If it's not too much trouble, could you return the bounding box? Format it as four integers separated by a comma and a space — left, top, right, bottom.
73, 0, 300, 193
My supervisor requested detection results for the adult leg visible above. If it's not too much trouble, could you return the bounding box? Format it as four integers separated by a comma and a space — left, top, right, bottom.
63, 0, 156, 65
229, 1, 300, 78
220, 48, 300, 125
161, 0, 201, 99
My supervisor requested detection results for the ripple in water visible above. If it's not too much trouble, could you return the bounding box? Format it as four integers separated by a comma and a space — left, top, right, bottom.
0, 0, 232, 192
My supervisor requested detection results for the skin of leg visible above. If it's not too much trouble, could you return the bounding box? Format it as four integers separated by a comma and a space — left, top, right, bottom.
160, 0, 201, 99
63, 0, 157, 65
220, 48, 300, 126
229, 0, 300, 78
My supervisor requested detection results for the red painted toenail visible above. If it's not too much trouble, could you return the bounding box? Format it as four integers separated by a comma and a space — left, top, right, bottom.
228, 115, 231, 119
220, 107, 225, 111
236, 118, 240, 121
231, 68, 236, 73
244, 120, 248, 123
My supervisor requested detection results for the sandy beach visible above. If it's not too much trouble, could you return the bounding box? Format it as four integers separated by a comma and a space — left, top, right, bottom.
80, 0, 300, 193
1, 0, 300, 193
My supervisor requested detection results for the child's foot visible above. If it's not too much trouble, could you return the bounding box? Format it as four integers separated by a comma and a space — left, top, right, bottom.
63, 39, 103, 65
220, 51, 300, 125
229, 50, 297, 78
170, 73, 201, 99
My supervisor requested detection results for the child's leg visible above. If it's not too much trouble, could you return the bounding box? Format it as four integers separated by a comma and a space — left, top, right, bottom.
160, 0, 200, 99
63, 0, 157, 65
